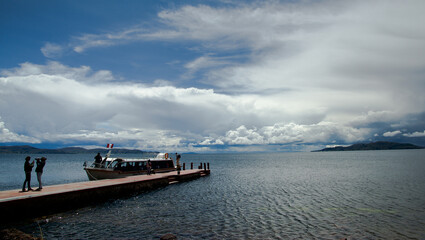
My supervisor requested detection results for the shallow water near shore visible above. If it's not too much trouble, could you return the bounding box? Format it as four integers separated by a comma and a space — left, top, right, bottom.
1, 150, 425, 239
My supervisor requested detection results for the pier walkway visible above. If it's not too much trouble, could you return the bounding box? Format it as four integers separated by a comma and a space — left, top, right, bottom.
0, 169, 210, 223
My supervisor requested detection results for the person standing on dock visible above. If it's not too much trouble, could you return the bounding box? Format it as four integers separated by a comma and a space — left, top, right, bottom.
176, 153, 181, 175
35, 157, 47, 191
22, 156, 34, 192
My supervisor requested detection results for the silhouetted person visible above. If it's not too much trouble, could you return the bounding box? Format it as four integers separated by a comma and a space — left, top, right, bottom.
176, 153, 181, 175
35, 157, 47, 191
22, 156, 34, 192
94, 153, 102, 167
147, 160, 152, 175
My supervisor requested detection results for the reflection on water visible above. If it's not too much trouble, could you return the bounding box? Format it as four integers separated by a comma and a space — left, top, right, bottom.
1, 150, 425, 239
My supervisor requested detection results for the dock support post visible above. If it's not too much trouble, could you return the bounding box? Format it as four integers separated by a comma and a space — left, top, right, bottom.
203, 163, 206, 171
191, 162, 193, 169
183, 163, 185, 170
207, 162, 210, 170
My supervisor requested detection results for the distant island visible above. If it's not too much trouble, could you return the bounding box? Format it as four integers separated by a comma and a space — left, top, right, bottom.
314, 141, 424, 152
0, 145, 158, 154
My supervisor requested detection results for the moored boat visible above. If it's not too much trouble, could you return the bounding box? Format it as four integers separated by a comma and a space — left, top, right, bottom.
84, 149, 176, 180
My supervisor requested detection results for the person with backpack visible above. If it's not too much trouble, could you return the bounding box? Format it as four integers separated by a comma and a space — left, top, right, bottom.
22, 156, 34, 192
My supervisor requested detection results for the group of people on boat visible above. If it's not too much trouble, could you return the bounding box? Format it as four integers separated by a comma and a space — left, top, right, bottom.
93, 152, 154, 174
22, 156, 47, 192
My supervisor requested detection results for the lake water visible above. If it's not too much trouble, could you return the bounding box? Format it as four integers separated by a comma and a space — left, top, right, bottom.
1, 150, 424, 239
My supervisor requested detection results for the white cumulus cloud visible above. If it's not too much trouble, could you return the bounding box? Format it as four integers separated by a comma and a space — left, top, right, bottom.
205, 122, 370, 146
403, 131, 425, 137
0, 62, 266, 151
0, 118, 40, 143
383, 130, 402, 137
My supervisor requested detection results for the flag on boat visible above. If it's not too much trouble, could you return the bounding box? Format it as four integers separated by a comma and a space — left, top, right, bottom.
106, 144, 114, 149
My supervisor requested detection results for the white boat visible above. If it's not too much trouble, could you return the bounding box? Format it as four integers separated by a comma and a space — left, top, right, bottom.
84, 152, 176, 181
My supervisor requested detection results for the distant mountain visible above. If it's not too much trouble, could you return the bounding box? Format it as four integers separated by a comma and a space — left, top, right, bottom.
314, 141, 424, 152
0, 145, 157, 154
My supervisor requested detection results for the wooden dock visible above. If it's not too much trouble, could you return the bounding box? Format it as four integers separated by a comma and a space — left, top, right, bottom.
0, 169, 210, 223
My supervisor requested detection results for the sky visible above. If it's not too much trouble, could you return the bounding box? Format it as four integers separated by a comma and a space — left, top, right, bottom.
1, 0, 425, 152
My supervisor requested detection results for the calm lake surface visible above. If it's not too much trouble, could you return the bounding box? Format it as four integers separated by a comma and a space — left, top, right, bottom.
1, 150, 424, 239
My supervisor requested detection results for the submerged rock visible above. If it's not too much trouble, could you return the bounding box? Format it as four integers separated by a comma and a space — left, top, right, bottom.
160, 233, 177, 240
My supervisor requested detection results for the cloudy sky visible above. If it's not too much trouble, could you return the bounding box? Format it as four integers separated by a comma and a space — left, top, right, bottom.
1, 0, 425, 152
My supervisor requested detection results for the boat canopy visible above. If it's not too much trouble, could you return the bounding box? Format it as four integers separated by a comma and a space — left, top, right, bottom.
108, 153, 171, 163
